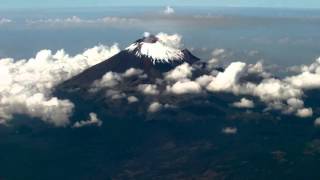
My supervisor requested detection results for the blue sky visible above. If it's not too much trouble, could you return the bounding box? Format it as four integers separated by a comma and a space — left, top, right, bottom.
1, 0, 320, 9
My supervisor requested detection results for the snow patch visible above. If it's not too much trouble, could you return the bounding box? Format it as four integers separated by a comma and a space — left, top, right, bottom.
126, 32, 184, 64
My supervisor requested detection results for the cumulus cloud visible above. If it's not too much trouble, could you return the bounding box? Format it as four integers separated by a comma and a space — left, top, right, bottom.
148, 102, 163, 113
163, 61, 202, 95
212, 48, 225, 57
0, 17, 12, 25
166, 80, 202, 95
156, 32, 183, 49
106, 89, 126, 100
247, 61, 271, 78
315, 118, 320, 127
127, 96, 139, 104
84, 38, 318, 120
92, 72, 122, 90
247, 78, 302, 103
137, 84, 160, 95
222, 127, 237, 135
90, 68, 146, 94
286, 71, 320, 89
4, 30, 320, 128
232, 98, 254, 108
206, 58, 220, 71
0, 44, 119, 126
73, 112, 102, 128
149, 32, 183, 53
281, 98, 301, 113
296, 108, 313, 118
285, 57, 320, 89
207, 62, 246, 92
195, 75, 215, 87
122, 68, 144, 78
165, 63, 193, 81
163, 6, 175, 15
204, 60, 311, 117
229, 78, 304, 115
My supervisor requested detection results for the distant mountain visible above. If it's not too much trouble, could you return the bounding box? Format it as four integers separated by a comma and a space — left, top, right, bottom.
57, 34, 200, 90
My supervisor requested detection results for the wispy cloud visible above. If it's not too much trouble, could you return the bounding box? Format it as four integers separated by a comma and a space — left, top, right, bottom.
163, 6, 175, 15
0, 17, 12, 25
222, 127, 238, 135
26, 16, 140, 27
73, 112, 102, 128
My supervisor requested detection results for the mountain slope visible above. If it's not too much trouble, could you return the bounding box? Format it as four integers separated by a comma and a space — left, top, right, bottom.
56, 35, 200, 90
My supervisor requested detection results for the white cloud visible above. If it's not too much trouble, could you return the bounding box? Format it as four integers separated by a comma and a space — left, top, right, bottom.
148, 102, 163, 113
92, 72, 122, 89
0, 17, 12, 25
122, 68, 144, 78
287, 98, 304, 109
296, 108, 313, 118
248, 79, 302, 103
127, 96, 139, 104
195, 75, 215, 87
156, 32, 182, 49
285, 57, 320, 89
0, 93, 74, 127
285, 98, 305, 114
106, 89, 126, 100
163, 6, 175, 15
212, 48, 225, 57
82, 45, 120, 66
73, 113, 102, 128
91, 68, 146, 94
222, 127, 237, 135
26, 16, 140, 26
3, 31, 320, 127
233, 98, 254, 108
137, 84, 160, 95
205, 61, 308, 117
236, 79, 304, 115
164, 63, 193, 81
166, 80, 202, 95
99, 16, 139, 24
286, 71, 320, 89
206, 58, 220, 71
207, 62, 246, 92
314, 118, 320, 127
0, 44, 119, 126
247, 61, 271, 78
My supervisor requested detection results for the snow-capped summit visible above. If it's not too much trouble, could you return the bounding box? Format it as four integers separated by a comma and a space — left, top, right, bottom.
126, 33, 185, 64
56, 33, 199, 90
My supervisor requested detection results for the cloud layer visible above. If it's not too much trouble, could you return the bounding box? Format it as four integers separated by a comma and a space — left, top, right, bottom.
1, 32, 320, 128
26, 16, 140, 27
0, 44, 119, 126
89, 37, 320, 120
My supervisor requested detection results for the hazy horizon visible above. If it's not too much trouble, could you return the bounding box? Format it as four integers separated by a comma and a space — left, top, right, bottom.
1, 6, 320, 68
2, 0, 320, 9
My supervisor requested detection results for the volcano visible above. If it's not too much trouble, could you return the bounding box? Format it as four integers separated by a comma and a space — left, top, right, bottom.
57, 34, 200, 90
53, 33, 235, 121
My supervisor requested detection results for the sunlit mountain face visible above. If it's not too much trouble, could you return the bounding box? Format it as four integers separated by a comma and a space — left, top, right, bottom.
1, 6, 320, 180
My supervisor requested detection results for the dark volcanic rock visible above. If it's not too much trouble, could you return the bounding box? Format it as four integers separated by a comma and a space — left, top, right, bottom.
56, 49, 199, 91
